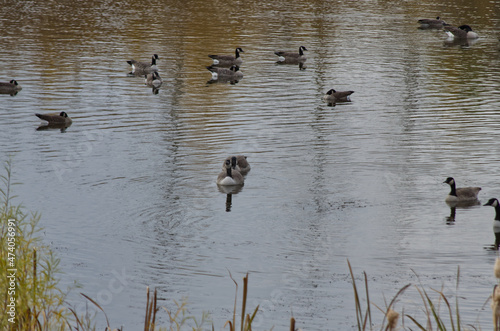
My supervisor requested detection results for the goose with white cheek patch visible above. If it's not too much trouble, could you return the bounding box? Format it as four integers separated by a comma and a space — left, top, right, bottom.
274, 46, 308, 63
443, 177, 481, 205
484, 198, 500, 232
209, 47, 244, 66
127, 54, 159, 74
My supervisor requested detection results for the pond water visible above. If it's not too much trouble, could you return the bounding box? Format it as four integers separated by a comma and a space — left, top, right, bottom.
1, 0, 500, 329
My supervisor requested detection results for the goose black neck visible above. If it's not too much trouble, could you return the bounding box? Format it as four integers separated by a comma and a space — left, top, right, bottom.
235, 49, 240, 58
448, 182, 457, 197
494, 205, 500, 221
226, 167, 232, 178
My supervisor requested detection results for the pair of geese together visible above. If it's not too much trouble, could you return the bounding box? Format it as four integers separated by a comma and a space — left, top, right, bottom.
417, 17, 479, 39
0, 80, 70, 125
206, 45, 309, 79
216, 155, 250, 186
444, 177, 500, 229
205, 46, 308, 80
206, 46, 355, 103
127, 54, 163, 88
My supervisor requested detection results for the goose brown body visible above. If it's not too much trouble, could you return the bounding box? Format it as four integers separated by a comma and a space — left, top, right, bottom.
444, 25, 478, 39
275, 46, 308, 63
444, 177, 481, 204
0, 80, 22, 95
127, 54, 159, 74
207, 65, 243, 80
323, 89, 354, 103
35, 112, 72, 125
418, 17, 446, 29
208, 47, 244, 66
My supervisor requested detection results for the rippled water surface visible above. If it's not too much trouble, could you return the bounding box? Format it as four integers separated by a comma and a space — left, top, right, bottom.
2, 0, 500, 329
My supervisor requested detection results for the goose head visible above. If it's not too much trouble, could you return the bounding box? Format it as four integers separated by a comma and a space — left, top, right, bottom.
484, 198, 499, 207
443, 177, 455, 186
458, 25, 473, 32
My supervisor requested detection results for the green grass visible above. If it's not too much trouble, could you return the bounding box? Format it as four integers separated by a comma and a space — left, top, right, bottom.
0, 159, 69, 330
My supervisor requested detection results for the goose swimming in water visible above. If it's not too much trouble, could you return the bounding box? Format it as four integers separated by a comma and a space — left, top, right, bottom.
443, 177, 481, 204
223, 155, 251, 175
274, 46, 308, 63
444, 25, 479, 39
418, 17, 447, 29
323, 89, 354, 104
217, 159, 244, 186
0, 80, 22, 95
208, 47, 244, 66
35, 112, 72, 125
484, 198, 500, 232
127, 54, 159, 74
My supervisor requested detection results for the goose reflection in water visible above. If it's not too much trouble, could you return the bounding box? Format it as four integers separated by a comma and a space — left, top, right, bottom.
443, 37, 479, 48
217, 185, 244, 212
275, 60, 306, 70
444, 200, 480, 225
206, 77, 241, 85
36, 123, 71, 133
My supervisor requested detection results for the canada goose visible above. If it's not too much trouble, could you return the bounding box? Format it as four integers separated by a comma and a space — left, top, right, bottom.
274, 46, 308, 63
223, 155, 251, 175
323, 89, 354, 103
444, 25, 479, 39
206, 65, 243, 80
0, 80, 22, 95
443, 177, 481, 204
127, 54, 159, 74
35, 112, 72, 125
145, 71, 163, 88
418, 17, 447, 29
483, 198, 500, 231
217, 159, 244, 186
208, 47, 244, 66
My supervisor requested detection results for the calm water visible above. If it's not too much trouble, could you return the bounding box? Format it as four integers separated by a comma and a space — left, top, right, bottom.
2, 0, 500, 329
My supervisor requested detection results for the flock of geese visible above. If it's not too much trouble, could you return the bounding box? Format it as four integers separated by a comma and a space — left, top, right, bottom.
418, 17, 479, 39
3, 16, 493, 126
1, 17, 498, 188
0, 43, 354, 126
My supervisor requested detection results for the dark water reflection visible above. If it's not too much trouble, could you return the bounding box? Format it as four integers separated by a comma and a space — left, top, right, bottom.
2, 0, 500, 329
